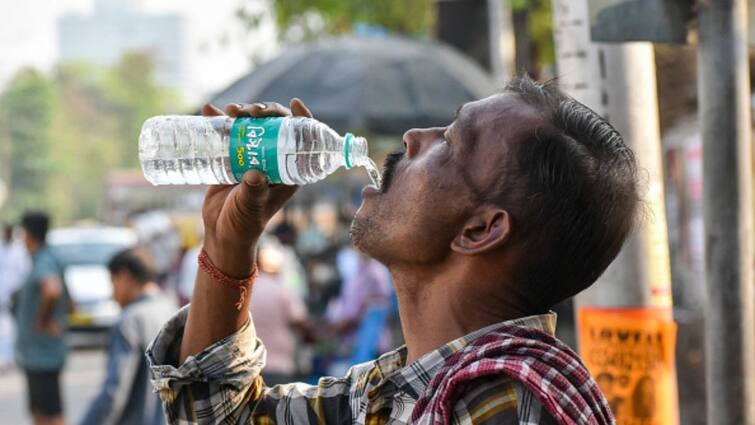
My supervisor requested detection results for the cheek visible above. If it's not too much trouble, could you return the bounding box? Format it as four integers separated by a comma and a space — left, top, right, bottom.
112, 283, 124, 300
384, 179, 461, 254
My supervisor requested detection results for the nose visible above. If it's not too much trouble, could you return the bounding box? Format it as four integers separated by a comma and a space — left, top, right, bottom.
402, 128, 427, 159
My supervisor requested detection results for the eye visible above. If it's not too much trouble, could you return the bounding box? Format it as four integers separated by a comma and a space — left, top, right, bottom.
441, 126, 453, 145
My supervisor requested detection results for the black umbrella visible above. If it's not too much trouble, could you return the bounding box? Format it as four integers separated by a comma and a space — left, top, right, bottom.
209, 36, 496, 136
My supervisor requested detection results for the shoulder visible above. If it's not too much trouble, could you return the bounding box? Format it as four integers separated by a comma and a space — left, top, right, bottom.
123, 295, 176, 324
452, 375, 520, 424
452, 376, 560, 425
34, 248, 61, 276
121, 295, 178, 340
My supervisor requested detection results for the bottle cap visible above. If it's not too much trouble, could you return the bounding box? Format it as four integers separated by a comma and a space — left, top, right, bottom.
344, 133, 354, 169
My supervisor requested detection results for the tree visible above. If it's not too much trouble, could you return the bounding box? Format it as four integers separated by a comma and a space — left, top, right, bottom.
104, 52, 178, 168
46, 62, 121, 222
0, 68, 56, 220
237, 0, 554, 75
45, 53, 177, 221
237, 0, 435, 41
0, 52, 178, 224
511, 0, 555, 77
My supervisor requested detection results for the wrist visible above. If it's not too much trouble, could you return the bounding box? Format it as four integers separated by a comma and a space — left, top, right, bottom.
202, 238, 257, 278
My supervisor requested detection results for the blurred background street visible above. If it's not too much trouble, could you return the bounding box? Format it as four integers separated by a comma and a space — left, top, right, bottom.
0, 350, 104, 425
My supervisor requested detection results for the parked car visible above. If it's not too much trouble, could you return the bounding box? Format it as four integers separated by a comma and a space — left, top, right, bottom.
48, 226, 137, 345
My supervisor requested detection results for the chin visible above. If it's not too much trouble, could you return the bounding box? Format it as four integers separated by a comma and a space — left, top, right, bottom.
350, 211, 379, 256
349, 213, 368, 250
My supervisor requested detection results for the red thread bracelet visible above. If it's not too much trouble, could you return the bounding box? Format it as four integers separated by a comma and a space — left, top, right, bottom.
198, 248, 258, 310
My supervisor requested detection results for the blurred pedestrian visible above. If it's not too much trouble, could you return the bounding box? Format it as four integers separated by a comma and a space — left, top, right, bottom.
327, 252, 393, 362
272, 221, 308, 298
15, 212, 68, 425
296, 223, 327, 255
250, 241, 309, 386
0, 223, 30, 370
79, 247, 176, 425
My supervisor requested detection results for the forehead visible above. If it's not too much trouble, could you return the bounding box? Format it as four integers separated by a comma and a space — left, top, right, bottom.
456, 92, 543, 151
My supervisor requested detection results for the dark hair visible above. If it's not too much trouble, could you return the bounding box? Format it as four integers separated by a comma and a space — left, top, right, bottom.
20, 211, 50, 244
497, 76, 639, 310
108, 247, 156, 284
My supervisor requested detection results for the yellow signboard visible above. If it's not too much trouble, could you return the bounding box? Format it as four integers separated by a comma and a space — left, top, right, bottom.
578, 308, 678, 425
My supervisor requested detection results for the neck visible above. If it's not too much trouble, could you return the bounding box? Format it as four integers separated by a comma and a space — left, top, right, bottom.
127, 282, 159, 305
27, 241, 42, 254
390, 258, 530, 364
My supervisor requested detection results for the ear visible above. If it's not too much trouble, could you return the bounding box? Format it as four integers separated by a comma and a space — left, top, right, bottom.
451, 207, 512, 255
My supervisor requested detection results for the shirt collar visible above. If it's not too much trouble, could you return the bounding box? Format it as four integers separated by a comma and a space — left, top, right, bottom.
368, 312, 557, 400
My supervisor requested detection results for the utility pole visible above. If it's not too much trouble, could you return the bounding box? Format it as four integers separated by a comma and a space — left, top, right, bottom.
697, 0, 755, 423
552, 0, 678, 423
551, 0, 673, 310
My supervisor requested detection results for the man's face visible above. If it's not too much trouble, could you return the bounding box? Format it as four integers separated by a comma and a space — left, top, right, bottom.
22, 229, 34, 253
351, 93, 541, 266
111, 271, 133, 307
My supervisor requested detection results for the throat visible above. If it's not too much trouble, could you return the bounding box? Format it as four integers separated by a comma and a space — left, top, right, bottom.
392, 269, 529, 365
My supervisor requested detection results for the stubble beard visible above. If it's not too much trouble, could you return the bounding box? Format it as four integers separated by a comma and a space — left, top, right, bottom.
349, 212, 371, 253
351, 205, 390, 260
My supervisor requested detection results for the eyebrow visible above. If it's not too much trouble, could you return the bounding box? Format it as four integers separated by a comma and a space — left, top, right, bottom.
452, 104, 476, 148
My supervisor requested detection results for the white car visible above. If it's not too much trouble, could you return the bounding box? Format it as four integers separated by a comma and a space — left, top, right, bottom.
48, 226, 137, 343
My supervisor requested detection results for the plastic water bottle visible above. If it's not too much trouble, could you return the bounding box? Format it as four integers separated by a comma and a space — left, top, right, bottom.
138, 115, 379, 186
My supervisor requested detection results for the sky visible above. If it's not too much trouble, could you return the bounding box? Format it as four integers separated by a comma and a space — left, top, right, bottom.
0, 0, 278, 105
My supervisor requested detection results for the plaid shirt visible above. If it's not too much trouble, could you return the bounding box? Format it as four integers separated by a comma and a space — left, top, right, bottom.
148, 307, 560, 424
411, 324, 614, 425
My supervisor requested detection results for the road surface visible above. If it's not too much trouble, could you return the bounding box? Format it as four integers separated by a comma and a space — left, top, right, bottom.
0, 349, 105, 424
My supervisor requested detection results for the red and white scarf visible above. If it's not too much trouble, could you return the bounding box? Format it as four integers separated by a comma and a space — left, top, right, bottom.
411, 324, 615, 424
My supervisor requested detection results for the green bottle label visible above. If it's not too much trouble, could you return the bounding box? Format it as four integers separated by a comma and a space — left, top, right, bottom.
229, 117, 283, 183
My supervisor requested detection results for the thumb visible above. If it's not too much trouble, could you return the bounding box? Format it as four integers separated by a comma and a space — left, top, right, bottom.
232, 170, 270, 222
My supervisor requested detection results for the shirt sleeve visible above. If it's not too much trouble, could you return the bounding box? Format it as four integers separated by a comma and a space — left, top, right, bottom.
147, 306, 358, 424
35, 253, 60, 283
452, 377, 560, 425
452, 376, 520, 424
80, 318, 144, 425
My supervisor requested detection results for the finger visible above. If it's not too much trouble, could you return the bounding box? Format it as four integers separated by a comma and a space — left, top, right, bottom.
290, 98, 313, 118
202, 103, 224, 117
228, 102, 293, 118
224, 103, 245, 118
205, 184, 232, 200
231, 170, 271, 225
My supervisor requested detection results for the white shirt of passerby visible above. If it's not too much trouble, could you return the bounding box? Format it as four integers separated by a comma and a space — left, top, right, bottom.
0, 240, 30, 305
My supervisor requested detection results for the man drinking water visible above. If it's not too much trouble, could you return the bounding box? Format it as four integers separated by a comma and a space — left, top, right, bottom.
148, 77, 636, 424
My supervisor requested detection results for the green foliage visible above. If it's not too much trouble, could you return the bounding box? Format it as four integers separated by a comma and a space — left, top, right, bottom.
529, 1, 555, 69
105, 52, 177, 168
511, 0, 530, 10
0, 69, 56, 219
0, 52, 177, 223
511, 0, 555, 71
239, 0, 435, 40
238, 0, 554, 72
